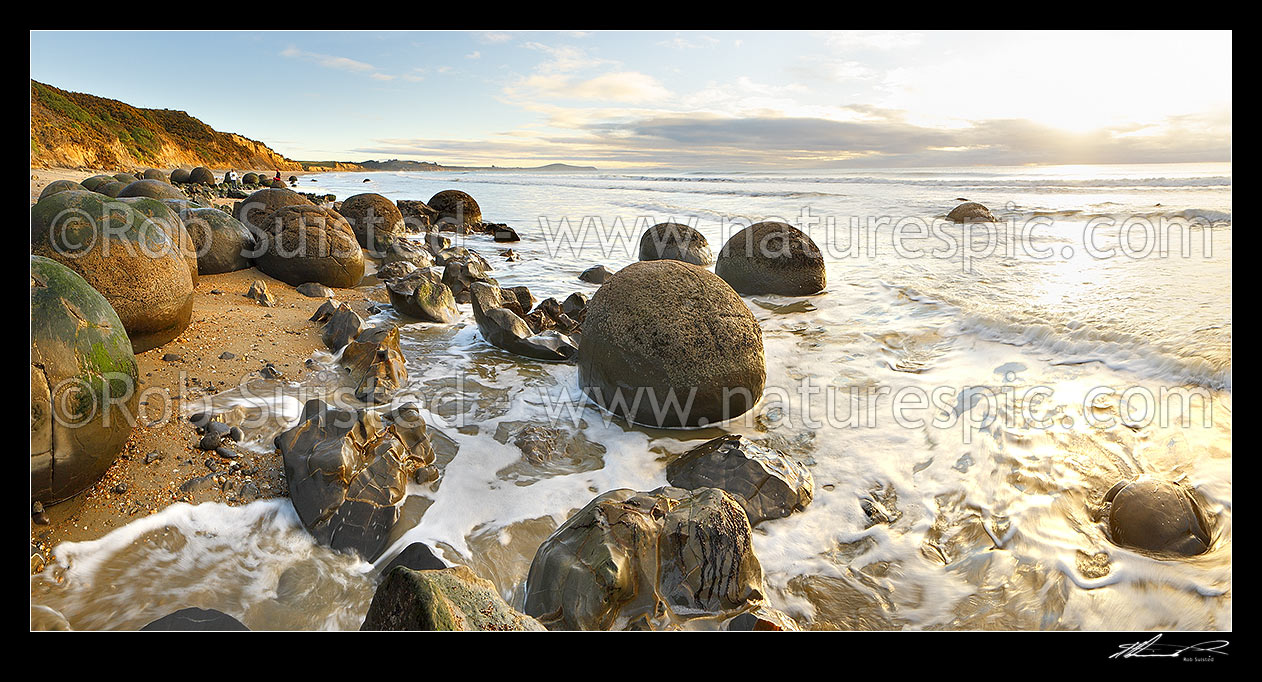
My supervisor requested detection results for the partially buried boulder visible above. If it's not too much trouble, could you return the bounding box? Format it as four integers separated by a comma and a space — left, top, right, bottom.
169, 168, 192, 184
94, 180, 128, 198
523, 486, 772, 630
362, 565, 546, 631
253, 204, 365, 288
579, 264, 613, 284
142, 168, 167, 182
31, 255, 140, 504
118, 179, 187, 201
38, 180, 87, 200
666, 434, 813, 526
114, 196, 200, 287
275, 399, 435, 561
31, 191, 194, 352
179, 207, 255, 274
946, 201, 997, 223
428, 189, 482, 228
577, 260, 765, 428
387, 270, 458, 323
715, 221, 826, 296
639, 222, 714, 266
1104, 477, 1213, 556
470, 282, 578, 361
79, 175, 114, 192
140, 607, 248, 631
188, 166, 215, 185
340, 193, 406, 253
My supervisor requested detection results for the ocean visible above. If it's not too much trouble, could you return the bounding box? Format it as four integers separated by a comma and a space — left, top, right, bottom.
31, 163, 1232, 630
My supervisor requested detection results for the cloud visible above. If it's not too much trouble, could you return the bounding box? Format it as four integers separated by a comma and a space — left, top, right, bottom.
657, 34, 720, 50
280, 45, 402, 82
515, 71, 671, 103
475, 31, 513, 44
466, 51, 481, 59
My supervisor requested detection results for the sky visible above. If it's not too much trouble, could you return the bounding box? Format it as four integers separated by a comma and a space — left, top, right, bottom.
30, 30, 1232, 170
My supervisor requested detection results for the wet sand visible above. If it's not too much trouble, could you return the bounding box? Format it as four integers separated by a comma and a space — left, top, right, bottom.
30, 168, 371, 570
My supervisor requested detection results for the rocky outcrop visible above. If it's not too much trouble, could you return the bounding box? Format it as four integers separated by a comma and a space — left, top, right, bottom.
362, 565, 545, 631
275, 400, 436, 561
715, 221, 826, 296
1103, 477, 1213, 556
666, 434, 814, 525
577, 260, 765, 427
30, 255, 139, 504
470, 282, 578, 361
31, 191, 194, 352
339, 326, 409, 403
140, 607, 249, 631
523, 486, 773, 630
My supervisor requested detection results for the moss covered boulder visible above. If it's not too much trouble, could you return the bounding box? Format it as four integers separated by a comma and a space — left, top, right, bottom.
234, 187, 312, 234
94, 180, 128, 198
577, 260, 765, 427
142, 168, 167, 182
116, 196, 200, 287
180, 207, 256, 274
242, 172, 260, 185
428, 189, 482, 228
31, 191, 195, 352
118, 179, 188, 201
31, 255, 139, 504
387, 270, 458, 323
362, 565, 545, 631
169, 168, 192, 184
639, 222, 714, 266
188, 166, 215, 185
340, 193, 405, 253
39, 180, 87, 201
715, 221, 826, 296
253, 204, 364, 288
80, 175, 115, 192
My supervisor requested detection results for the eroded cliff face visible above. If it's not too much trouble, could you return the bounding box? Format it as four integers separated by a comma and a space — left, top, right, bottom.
30, 80, 304, 171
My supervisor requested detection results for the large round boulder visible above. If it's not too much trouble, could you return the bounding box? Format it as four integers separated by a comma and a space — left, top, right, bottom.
31, 191, 194, 352
639, 222, 714, 266
340, 193, 405, 253
242, 172, 260, 185
31, 255, 139, 504
234, 187, 313, 234
142, 168, 167, 182
947, 201, 997, 223
39, 180, 87, 201
180, 207, 256, 274
1104, 477, 1213, 556
115, 196, 200, 287
715, 221, 826, 296
94, 180, 128, 198
253, 204, 364, 288
113, 172, 139, 183
577, 260, 765, 427
79, 175, 115, 192
118, 179, 188, 201
428, 189, 482, 227
188, 166, 216, 185
169, 168, 191, 184
523, 486, 769, 630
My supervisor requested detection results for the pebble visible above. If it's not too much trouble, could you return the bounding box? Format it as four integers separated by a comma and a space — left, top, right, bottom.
144, 451, 163, 464
219, 351, 236, 360
215, 446, 240, 460
198, 433, 223, 450
111, 482, 129, 495
162, 353, 181, 362
228, 426, 244, 442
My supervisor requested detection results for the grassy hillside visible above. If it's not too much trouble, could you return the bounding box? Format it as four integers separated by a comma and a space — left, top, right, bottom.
30, 80, 303, 171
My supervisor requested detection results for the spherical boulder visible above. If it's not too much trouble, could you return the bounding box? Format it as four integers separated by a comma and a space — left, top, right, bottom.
115, 196, 200, 287
31, 191, 195, 352
38, 180, 87, 201
639, 222, 714, 266
428, 189, 482, 227
31, 255, 140, 504
94, 180, 128, 197
242, 172, 260, 185
715, 222, 825, 296
113, 172, 138, 183
947, 201, 996, 223
169, 168, 192, 184
188, 166, 216, 185
234, 187, 313, 234
253, 204, 364, 288
118, 179, 188, 201
1104, 477, 1213, 556
80, 175, 115, 192
577, 260, 765, 427
340, 193, 406, 253
142, 168, 167, 182
180, 207, 256, 274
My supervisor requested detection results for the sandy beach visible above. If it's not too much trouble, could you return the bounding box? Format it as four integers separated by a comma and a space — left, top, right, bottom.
30, 167, 373, 570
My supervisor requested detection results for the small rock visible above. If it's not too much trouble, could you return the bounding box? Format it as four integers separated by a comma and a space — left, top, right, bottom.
144, 451, 163, 464
296, 282, 335, 298
162, 353, 181, 362
245, 280, 277, 307
111, 482, 129, 495
579, 265, 614, 284
219, 351, 236, 360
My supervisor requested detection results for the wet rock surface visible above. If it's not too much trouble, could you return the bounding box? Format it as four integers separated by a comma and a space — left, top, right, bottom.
30, 256, 139, 504
387, 270, 458, 323
715, 221, 826, 296
578, 260, 765, 427
362, 565, 545, 631
140, 607, 249, 631
340, 326, 409, 403
276, 400, 436, 561
1104, 477, 1213, 556
524, 486, 770, 630
320, 302, 363, 351
666, 434, 814, 525
579, 264, 614, 284
470, 282, 578, 361
947, 201, 997, 223
396, 199, 436, 229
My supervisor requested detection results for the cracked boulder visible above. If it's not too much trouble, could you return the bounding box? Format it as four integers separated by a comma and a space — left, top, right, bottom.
666, 434, 814, 526
469, 282, 578, 361
31, 190, 194, 352
253, 204, 365, 288
275, 399, 435, 561
31, 255, 139, 504
386, 270, 458, 323
233, 187, 313, 234
523, 486, 769, 630
340, 193, 406, 254
340, 326, 408, 403
362, 565, 545, 631
1103, 477, 1213, 556
441, 257, 496, 303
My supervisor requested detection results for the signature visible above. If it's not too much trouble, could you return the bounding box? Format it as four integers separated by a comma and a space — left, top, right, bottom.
1111, 634, 1230, 660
